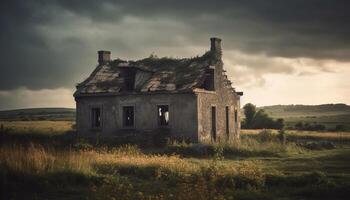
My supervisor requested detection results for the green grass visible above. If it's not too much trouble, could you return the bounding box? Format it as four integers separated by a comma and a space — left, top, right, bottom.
1, 121, 350, 199
0, 108, 75, 121
259, 104, 350, 130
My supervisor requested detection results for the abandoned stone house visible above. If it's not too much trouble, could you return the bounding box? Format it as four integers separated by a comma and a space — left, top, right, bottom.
74, 38, 243, 143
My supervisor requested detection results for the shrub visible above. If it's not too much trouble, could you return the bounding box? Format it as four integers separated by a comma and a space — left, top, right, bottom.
335, 124, 348, 131
242, 103, 285, 129
299, 141, 336, 150
294, 122, 326, 131
277, 129, 287, 144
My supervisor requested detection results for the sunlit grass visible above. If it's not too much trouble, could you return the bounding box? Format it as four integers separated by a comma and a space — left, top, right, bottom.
1, 121, 350, 199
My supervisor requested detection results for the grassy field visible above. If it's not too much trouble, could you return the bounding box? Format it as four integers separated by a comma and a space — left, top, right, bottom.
1, 121, 350, 200
260, 104, 350, 130
0, 108, 75, 121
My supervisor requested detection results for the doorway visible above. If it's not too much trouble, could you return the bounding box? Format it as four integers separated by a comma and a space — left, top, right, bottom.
211, 106, 216, 141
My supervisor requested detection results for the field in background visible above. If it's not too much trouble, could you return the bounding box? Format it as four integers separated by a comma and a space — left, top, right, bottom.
0, 108, 75, 121
261, 104, 350, 129
1, 121, 350, 200
242, 129, 350, 140
0, 120, 73, 134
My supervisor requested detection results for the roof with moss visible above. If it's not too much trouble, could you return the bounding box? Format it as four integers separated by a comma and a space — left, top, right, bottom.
74, 51, 234, 97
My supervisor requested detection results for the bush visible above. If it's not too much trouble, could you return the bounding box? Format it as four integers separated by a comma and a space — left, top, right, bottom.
294, 122, 326, 131
335, 124, 348, 131
299, 141, 336, 150
242, 103, 285, 129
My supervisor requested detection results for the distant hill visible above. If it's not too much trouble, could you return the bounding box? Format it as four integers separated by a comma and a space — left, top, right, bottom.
261, 104, 350, 117
259, 104, 350, 129
0, 108, 75, 121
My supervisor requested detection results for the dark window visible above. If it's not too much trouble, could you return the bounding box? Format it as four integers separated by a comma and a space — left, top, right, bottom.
211, 106, 216, 141
203, 68, 215, 91
158, 105, 169, 126
91, 108, 101, 128
123, 106, 134, 127
234, 109, 238, 123
225, 106, 229, 136
124, 69, 136, 91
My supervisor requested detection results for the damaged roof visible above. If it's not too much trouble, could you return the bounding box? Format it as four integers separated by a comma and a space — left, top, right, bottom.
74, 51, 218, 96
74, 48, 237, 97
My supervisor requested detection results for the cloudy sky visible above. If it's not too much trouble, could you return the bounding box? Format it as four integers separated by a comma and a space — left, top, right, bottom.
1, 0, 350, 110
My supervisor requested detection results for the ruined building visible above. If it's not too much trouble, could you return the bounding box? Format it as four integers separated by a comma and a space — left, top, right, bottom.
74, 38, 243, 143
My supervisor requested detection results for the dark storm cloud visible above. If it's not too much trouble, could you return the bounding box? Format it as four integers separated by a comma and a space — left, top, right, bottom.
1, 0, 350, 90
54, 0, 350, 59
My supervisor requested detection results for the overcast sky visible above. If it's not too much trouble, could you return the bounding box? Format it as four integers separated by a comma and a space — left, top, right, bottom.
1, 0, 350, 110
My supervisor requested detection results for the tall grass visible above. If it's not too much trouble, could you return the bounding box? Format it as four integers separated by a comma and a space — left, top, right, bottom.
0, 143, 268, 199
0, 143, 94, 175
1, 123, 350, 199
166, 130, 304, 157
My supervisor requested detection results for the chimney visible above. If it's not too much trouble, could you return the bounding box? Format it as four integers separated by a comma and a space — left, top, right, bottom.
210, 37, 222, 58
98, 50, 111, 64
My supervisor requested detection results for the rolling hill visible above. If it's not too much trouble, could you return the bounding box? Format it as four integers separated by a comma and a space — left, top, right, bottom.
260, 104, 350, 129
0, 108, 75, 121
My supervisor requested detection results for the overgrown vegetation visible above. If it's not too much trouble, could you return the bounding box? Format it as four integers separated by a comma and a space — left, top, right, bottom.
242, 103, 284, 129
1, 121, 350, 199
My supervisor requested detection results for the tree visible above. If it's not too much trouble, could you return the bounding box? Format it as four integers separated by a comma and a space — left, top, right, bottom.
274, 118, 285, 129
252, 109, 274, 129
242, 103, 285, 130
295, 121, 303, 130
243, 103, 256, 128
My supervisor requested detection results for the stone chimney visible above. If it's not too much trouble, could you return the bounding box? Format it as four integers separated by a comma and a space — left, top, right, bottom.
98, 50, 111, 64
210, 37, 222, 59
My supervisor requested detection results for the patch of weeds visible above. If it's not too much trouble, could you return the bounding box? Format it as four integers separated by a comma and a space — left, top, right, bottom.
73, 138, 93, 151
266, 171, 329, 187
299, 141, 336, 150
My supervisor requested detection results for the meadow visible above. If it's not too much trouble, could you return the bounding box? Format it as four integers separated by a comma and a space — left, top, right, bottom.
261, 104, 350, 130
1, 121, 350, 200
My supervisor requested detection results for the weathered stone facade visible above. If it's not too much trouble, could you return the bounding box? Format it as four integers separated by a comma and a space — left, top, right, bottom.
74, 38, 242, 143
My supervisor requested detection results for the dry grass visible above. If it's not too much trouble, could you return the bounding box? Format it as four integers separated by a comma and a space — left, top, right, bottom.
1, 122, 350, 199
0, 144, 202, 177
0, 143, 94, 174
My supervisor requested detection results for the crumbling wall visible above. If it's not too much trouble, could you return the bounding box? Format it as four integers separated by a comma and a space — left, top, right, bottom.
75, 93, 198, 142
196, 60, 241, 143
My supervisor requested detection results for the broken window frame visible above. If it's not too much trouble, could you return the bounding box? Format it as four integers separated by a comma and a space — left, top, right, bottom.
157, 105, 170, 127
122, 106, 135, 128
91, 107, 102, 129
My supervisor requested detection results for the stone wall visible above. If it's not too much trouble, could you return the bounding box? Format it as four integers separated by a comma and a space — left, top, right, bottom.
76, 93, 198, 141
196, 58, 241, 143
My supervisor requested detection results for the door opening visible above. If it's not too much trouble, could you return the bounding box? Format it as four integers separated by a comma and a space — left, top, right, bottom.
211, 106, 216, 141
